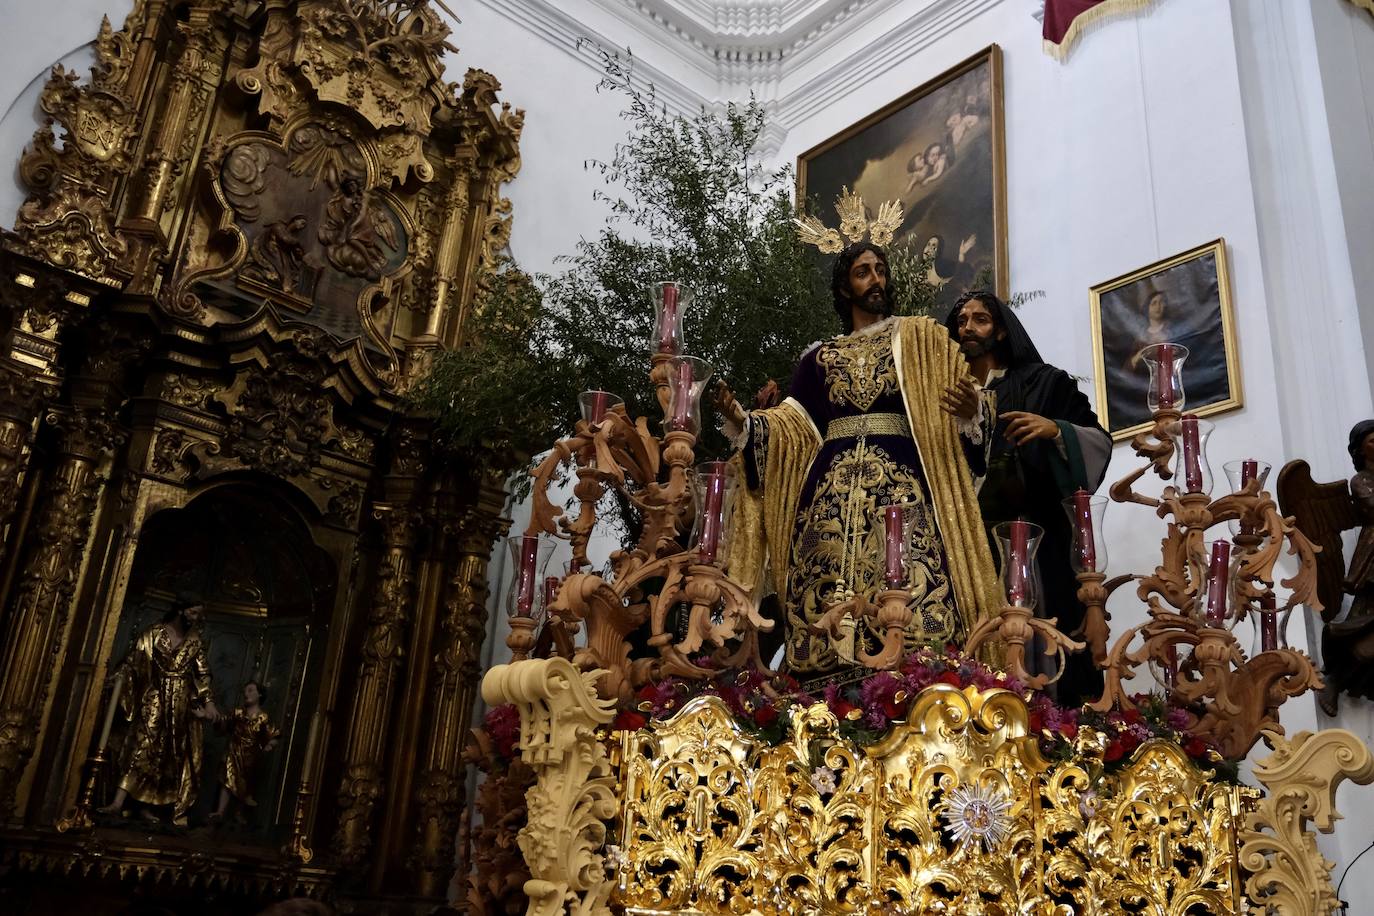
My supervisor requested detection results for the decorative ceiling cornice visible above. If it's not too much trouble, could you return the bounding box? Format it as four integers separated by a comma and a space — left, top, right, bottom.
467, 0, 1006, 152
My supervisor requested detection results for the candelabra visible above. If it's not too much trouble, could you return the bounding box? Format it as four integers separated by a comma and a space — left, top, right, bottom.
1073, 345, 1323, 758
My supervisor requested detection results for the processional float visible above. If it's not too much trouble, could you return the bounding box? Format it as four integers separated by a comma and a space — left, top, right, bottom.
474, 280, 1373, 915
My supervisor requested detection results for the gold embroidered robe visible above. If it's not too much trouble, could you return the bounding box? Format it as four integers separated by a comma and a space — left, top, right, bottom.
729, 316, 1001, 675
220, 706, 280, 804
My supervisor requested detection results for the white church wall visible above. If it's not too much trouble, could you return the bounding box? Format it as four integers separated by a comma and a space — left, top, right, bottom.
776, 0, 1293, 664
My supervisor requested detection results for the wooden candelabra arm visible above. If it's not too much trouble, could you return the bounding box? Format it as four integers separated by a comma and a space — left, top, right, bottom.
1074, 571, 1135, 668
965, 604, 1085, 691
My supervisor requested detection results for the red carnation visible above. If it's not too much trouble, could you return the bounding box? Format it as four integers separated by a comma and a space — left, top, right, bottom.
939, 671, 963, 687
614, 710, 648, 732
1123, 708, 1143, 725
1184, 736, 1208, 758
753, 704, 779, 727
1061, 722, 1078, 739
1028, 711, 1044, 734
1119, 732, 1142, 754
1104, 740, 1125, 762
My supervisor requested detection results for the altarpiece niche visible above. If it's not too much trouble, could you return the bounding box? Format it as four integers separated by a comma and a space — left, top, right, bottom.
0, 0, 522, 909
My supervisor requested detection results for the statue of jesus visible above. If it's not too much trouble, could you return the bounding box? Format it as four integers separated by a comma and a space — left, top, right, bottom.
725, 227, 1002, 680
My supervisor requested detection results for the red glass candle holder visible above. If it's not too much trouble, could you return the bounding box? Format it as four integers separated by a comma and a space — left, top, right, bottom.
691, 461, 737, 565
651, 281, 692, 356
505, 533, 555, 619
664, 355, 713, 435
1167, 415, 1214, 495
1062, 490, 1108, 574
578, 390, 624, 428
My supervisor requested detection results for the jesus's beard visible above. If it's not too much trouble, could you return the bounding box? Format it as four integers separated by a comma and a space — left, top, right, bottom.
961, 333, 997, 358
854, 285, 894, 319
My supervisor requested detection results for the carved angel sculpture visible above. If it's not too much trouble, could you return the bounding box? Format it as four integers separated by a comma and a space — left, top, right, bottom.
1277, 419, 1374, 715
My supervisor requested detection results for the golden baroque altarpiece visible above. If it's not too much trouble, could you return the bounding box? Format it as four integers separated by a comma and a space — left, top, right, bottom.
0, 0, 521, 909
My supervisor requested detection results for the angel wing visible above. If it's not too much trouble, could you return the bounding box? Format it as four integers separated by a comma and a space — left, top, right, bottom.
1277, 459, 1361, 621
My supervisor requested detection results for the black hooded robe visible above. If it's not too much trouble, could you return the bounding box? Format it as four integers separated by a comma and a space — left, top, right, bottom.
945, 302, 1112, 707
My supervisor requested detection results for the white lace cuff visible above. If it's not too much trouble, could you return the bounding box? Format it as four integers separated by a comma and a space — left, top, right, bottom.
956, 392, 988, 445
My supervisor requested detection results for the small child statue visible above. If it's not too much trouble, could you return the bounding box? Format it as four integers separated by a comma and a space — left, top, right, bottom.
211, 680, 281, 822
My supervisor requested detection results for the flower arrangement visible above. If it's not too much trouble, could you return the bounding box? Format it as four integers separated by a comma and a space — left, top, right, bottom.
481, 646, 1236, 782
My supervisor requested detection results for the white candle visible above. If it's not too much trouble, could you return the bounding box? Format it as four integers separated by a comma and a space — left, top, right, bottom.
97, 672, 124, 751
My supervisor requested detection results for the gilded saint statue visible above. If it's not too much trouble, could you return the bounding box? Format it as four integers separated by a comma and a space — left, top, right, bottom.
98, 600, 219, 825
211, 680, 281, 823
724, 234, 1001, 681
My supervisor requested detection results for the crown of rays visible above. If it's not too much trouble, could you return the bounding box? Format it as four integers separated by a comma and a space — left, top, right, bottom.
793, 186, 905, 254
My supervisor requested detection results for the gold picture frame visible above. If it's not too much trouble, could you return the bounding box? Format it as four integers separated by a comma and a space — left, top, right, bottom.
797, 45, 1008, 310
1089, 239, 1243, 441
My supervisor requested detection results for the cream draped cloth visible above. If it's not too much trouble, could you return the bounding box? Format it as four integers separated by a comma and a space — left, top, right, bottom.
725, 316, 1002, 646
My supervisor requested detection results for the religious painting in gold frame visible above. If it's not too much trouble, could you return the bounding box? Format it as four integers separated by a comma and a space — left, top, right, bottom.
1089, 239, 1243, 441
797, 45, 1008, 312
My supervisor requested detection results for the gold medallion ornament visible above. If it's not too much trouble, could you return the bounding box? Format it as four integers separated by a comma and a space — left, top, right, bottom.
794, 187, 905, 253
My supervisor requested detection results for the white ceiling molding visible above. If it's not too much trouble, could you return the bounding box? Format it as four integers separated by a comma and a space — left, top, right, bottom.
466, 0, 1007, 154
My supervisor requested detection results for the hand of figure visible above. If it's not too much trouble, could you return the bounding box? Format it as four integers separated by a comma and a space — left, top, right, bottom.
714, 381, 747, 427
959, 234, 977, 261
940, 376, 980, 421
203, 701, 221, 722
754, 379, 781, 410
1000, 411, 1060, 445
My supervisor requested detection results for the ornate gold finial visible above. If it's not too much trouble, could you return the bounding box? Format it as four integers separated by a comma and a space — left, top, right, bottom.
794, 186, 904, 254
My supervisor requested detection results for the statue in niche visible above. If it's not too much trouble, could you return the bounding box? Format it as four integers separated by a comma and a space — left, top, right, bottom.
245, 215, 309, 292
318, 175, 397, 280
210, 679, 281, 824
98, 599, 221, 826
1278, 419, 1374, 715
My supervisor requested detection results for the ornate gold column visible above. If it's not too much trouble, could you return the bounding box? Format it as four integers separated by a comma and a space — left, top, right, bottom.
410, 471, 511, 896
0, 367, 44, 529
332, 501, 421, 866
0, 408, 123, 813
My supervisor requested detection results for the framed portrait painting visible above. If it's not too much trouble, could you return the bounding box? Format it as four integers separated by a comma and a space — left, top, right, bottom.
1089, 239, 1243, 441
797, 45, 1007, 313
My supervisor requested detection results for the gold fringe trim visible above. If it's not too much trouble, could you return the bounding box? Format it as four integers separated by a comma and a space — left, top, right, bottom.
894, 317, 1003, 642
1043, 0, 1157, 63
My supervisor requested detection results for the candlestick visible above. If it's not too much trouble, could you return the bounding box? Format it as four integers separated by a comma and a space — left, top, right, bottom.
97, 672, 124, 750
1071, 490, 1096, 572
517, 534, 538, 616
658, 283, 679, 353
671, 360, 693, 430
1008, 519, 1029, 607
302, 712, 321, 772
1241, 459, 1258, 488
1164, 643, 1179, 690
884, 504, 904, 588
1181, 415, 1203, 493
1157, 346, 1175, 409
692, 461, 734, 565
1258, 592, 1278, 653
1205, 540, 1231, 626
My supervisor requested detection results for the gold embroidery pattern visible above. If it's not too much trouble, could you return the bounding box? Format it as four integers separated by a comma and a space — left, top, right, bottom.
818, 327, 898, 412
786, 441, 954, 673
825, 412, 909, 442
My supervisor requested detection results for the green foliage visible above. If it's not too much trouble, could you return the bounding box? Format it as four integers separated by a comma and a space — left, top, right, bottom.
415, 50, 832, 478
410, 258, 573, 486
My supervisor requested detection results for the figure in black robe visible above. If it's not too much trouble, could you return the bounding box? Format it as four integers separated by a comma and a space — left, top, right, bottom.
945, 293, 1112, 707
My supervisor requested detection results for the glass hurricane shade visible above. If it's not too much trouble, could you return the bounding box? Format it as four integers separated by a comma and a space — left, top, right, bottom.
1167, 415, 1214, 495
1224, 459, 1272, 536
579, 390, 624, 428
994, 520, 1043, 610
1140, 342, 1188, 413
665, 355, 713, 435
1248, 592, 1290, 655
651, 281, 692, 356
880, 501, 929, 589
1062, 490, 1107, 574
1202, 539, 1236, 627
506, 533, 555, 620
691, 461, 737, 565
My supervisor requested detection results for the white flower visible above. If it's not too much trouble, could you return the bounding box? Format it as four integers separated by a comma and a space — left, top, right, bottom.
1078, 788, 1100, 820
940, 783, 1012, 853
809, 765, 838, 795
